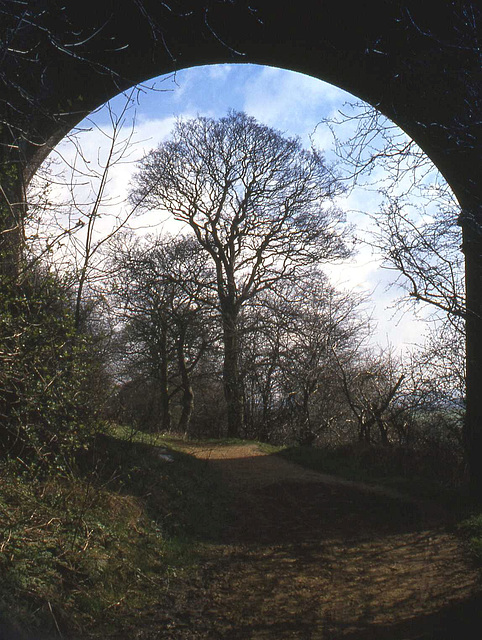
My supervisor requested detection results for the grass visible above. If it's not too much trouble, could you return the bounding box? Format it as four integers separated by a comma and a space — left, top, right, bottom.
458, 514, 482, 564
0, 425, 233, 638
275, 442, 470, 508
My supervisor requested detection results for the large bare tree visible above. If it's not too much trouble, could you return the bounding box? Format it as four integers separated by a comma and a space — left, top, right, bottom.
130, 110, 350, 437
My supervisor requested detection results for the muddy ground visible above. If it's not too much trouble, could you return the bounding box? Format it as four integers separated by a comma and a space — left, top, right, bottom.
133, 443, 482, 639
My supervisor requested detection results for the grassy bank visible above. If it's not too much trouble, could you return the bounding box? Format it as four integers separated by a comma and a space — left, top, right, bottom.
0, 427, 232, 639
276, 443, 468, 502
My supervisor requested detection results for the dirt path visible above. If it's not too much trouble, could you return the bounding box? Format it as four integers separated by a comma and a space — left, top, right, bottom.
139, 443, 482, 639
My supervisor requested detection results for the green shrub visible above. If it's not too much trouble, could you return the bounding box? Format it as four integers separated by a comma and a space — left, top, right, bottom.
0, 271, 106, 471
458, 514, 482, 563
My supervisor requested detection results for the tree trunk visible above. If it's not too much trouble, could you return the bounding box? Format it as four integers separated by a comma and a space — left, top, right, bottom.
299, 388, 314, 445
258, 391, 271, 443
376, 416, 389, 445
221, 308, 244, 438
461, 212, 482, 498
157, 324, 171, 432
358, 415, 372, 444
176, 327, 194, 438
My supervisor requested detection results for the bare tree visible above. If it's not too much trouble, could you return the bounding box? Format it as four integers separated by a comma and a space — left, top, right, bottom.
25, 90, 145, 332
369, 194, 465, 327
332, 346, 407, 445
323, 100, 464, 325
274, 274, 372, 445
236, 269, 372, 445
109, 232, 215, 435
325, 101, 467, 449
130, 110, 351, 437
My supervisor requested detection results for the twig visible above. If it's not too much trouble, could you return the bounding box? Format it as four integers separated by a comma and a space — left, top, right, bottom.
47, 601, 63, 638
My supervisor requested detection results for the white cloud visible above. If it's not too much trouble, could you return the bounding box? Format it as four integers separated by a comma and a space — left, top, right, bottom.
207, 64, 233, 80
241, 66, 352, 139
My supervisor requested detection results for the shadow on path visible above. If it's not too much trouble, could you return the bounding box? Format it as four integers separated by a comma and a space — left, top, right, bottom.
142, 443, 482, 639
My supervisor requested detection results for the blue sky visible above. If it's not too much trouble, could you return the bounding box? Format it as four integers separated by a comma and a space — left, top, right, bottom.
54, 63, 437, 352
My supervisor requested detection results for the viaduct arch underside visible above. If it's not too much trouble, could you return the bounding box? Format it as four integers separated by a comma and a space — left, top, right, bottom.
2, 1, 482, 490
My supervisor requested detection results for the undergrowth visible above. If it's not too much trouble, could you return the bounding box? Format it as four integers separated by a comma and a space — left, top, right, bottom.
458, 514, 482, 564
276, 443, 470, 508
0, 426, 232, 639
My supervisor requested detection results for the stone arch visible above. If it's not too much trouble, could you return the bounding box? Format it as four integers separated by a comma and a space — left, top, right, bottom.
3, 2, 478, 195
2, 1, 482, 491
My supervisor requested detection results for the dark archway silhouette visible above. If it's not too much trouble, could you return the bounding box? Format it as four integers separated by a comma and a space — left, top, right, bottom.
2, 1, 482, 492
